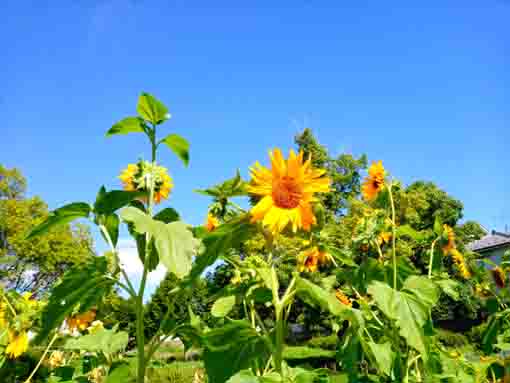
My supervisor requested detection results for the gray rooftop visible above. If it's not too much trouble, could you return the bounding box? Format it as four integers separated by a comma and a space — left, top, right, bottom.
468, 230, 510, 252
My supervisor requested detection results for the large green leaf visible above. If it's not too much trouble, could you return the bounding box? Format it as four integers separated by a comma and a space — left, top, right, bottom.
64, 327, 128, 355
203, 320, 270, 383
366, 341, 394, 376
106, 117, 145, 137
368, 277, 439, 355
184, 216, 255, 284
26, 202, 91, 239
36, 257, 113, 343
102, 213, 120, 247
153, 221, 195, 279
159, 134, 190, 167
211, 295, 236, 318
94, 188, 145, 216
154, 207, 180, 223
295, 277, 346, 316
283, 346, 336, 360
137, 92, 169, 125
105, 363, 132, 383
120, 207, 194, 278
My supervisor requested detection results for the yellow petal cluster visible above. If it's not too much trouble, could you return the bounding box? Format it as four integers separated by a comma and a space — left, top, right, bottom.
247, 149, 330, 235
442, 224, 456, 255
49, 350, 65, 369
298, 247, 331, 272
362, 161, 385, 201
335, 290, 352, 307
67, 310, 96, 332
205, 213, 219, 232
450, 249, 471, 279
6, 330, 28, 358
119, 161, 173, 204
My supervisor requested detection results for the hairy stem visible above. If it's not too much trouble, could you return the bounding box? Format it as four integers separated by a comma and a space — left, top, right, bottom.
24, 333, 58, 383
428, 239, 438, 279
388, 183, 397, 289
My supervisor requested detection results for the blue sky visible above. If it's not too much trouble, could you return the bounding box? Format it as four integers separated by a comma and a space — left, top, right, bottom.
2, 1, 509, 294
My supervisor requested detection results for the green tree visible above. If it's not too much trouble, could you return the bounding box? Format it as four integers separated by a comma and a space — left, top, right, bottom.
295, 128, 367, 217
0, 165, 93, 294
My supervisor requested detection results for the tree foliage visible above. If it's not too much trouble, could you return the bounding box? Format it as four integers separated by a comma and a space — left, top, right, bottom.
0, 165, 93, 294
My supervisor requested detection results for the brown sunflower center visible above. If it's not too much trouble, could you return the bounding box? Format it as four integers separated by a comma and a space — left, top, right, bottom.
272, 176, 303, 209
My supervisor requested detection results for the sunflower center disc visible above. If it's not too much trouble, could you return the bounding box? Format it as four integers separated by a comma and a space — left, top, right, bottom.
272, 176, 302, 209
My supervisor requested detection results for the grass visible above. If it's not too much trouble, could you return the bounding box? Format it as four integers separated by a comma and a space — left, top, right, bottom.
147, 361, 205, 383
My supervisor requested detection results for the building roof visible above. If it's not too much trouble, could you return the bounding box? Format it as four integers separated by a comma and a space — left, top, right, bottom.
468, 230, 510, 253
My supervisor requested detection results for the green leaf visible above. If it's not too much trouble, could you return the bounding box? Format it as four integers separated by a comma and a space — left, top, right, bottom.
436, 279, 460, 301
120, 207, 194, 278
283, 346, 336, 360
106, 117, 145, 137
184, 216, 255, 284
94, 189, 145, 216
105, 362, 132, 383
159, 133, 190, 167
36, 257, 113, 343
366, 341, 394, 376
434, 216, 443, 236
211, 295, 236, 318
368, 277, 439, 356
154, 207, 180, 223
137, 92, 169, 125
64, 328, 128, 355
27, 202, 91, 239
154, 221, 195, 279
295, 277, 346, 316
103, 213, 120, 247
203, 320, 270, 383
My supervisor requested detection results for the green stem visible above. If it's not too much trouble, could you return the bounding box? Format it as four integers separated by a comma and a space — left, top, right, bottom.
428, 239, 438, 279
388, 183, 397, 290
274, 305, 284, 375
24, 333, 58, 383
136, 126, 157, 383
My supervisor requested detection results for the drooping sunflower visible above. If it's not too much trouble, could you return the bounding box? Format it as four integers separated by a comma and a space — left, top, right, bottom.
247, 149, 330, 235
335, 290, 352, 307
298, 247, 331, 272
6, 331, 28, 358
442, 224, 456, 255
119, 160, 173, 204
450, 249, 471, 279
205, 213, 219, 232
362, 161, 385, 201
492, 267, 506, 288
67, 310, 96, 332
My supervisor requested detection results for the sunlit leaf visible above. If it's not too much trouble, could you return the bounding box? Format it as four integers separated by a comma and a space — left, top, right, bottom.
27, 202, 91, 239
159, 133, 190, 167
106, 117, 145, 137
137, 92, 169, 125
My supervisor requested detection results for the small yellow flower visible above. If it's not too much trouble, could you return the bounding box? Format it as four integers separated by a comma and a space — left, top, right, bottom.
88, 367, 105, 383
48, 350, 65, 369
205, 213, 219, 232
362, 161, 385, 201
87, 320, 104, 334
442, 224, 456, 255
67, 310, 96, 332
247, 149, 330, 235
377, 231, 392, 246
119, 161, 173, 204
6, 331, 29, 358
335, 290, 352, 307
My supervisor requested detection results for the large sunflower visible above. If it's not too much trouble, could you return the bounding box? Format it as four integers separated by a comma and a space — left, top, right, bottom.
362, 161, 385, 201
247, 149, 330, 235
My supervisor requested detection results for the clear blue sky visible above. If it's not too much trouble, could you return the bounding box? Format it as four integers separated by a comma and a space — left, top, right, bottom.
2, 1, 509, 238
